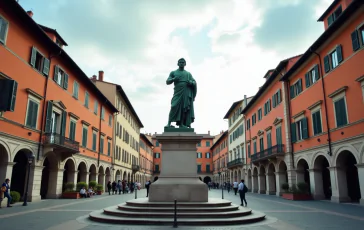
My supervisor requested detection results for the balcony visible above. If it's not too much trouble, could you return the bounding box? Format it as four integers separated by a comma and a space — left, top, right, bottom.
42, 133, 79, 156
153, 170, 160, 174
132, 164, 140, 172
251, 144, 285, 164
227, 158, 244, 169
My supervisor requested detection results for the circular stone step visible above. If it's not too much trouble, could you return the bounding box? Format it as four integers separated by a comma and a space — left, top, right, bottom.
118, 203, 240, 212
105, 206, 251, 218
126, 198, 232, 208
89, 209, 266, 226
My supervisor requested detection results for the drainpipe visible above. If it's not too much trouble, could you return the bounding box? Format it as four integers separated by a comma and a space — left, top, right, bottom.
283, 77, 295, 169
97, 100, 107, 167
36, 49, 62, 161
310, 48, 333, 156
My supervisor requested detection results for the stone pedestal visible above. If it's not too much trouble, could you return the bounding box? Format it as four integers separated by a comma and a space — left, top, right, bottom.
149, 131, 208, 202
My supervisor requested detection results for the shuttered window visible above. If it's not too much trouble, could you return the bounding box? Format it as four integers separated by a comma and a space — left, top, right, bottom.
107, 141, 111, 156
82, 127, 88, 147
92, 132, 97, 151
85, 92, 89, 108
0, 16, 9, 44
100, 136, 104, 154
73, 81, 79, 99
334, 98, 348, 127
69, 120, 76, 141
25, 99, 39, 129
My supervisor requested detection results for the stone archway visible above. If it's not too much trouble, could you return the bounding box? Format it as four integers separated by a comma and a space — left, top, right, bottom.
336, 150, 361, 202
203, 176, 211, 184
267, 163, 276, 195
98, 166, 105, 189
105, 167, 111, 191
296, 159, 310, 193
0, 143, 10, 182
252, 167, 258, 193
238, 169, 242, 181
313, 155, 331, 200
115, 170, 121, 181
89, 164, 97, 183
62, 158, 76, 191
123, 171, 127, 181
127, 172, 131, 182
11, 149, 32, 198
40, 153, 59, 199
277, 161, 288, 196
77, 161, 87, 183
258, 166, 266, 194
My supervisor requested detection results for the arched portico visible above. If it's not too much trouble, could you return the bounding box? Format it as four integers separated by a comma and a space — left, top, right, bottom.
312, 155, 331, 200
266, 163, 276, 195
40, 152, 60, 199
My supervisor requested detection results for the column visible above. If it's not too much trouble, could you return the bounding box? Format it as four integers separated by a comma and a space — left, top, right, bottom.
266, 173, 275, 195
328, 166, 350, 203
0, 162, 15, 184
47, 169, 64, 199
275, 171, 286, 196
28, 165, 44, 202
98, 173, 105, 187
295, 170, 305, 184
258, 173, 266, 194
308, 168, 325, 200
355, 164, 364, 205
252, 175, 258, 193
287, 169, 297, 187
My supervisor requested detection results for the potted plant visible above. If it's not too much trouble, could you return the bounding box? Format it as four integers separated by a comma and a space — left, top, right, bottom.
96, 184, 104, 195
62, 182, 80, 199
282, 182, 312, 201
89, 180, 97, 189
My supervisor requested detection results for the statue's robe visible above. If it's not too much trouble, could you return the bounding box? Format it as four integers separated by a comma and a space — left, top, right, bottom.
166, 69, 197, 127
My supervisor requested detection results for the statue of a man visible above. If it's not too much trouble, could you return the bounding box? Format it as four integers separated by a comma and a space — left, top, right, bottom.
165, 58, 197, 128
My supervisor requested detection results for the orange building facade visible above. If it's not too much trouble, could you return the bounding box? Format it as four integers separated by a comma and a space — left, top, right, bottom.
139, 133, 154, 186
242, 56, 301, 196
151, 132, 214, 183
211, 131, 229, 185
0, 1, 117, 201
281, 0, 364, 204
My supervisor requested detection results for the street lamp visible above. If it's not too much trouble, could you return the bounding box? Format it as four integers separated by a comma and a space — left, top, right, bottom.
218, 171, 223, 199
23, 154, 35, 206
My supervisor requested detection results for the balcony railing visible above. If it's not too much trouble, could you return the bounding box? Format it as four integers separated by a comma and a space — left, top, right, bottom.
227, 158, 244, 168
132, 164, 140, 171
251, 144, 285, 163
43, 132, 79, 153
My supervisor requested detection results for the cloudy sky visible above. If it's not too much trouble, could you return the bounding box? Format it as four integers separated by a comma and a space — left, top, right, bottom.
19, 0, 332, 135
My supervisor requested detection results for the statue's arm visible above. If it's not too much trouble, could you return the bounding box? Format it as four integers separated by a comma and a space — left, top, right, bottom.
166, 71, 175, 85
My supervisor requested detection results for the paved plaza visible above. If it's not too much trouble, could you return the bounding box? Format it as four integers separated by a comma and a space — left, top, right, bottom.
0, 189, 363, 230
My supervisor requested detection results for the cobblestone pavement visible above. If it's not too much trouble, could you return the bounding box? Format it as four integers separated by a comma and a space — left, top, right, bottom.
0, 189, 363, 230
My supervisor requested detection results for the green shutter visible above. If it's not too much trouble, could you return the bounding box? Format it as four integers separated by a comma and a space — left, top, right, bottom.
290, 85, 295, 99
314, 111, 322, 134
336, 45, 343, 63
276, 127, 282, 145
272, 95, 276, 108
31, 102, 38, 129
291, 123, 297, 143
108, 141, 111, 156
60, 111, 67, 136
70, 121, 76, 140
0, 18, 8, 44
82, 128, 88, 147
43, 58, 50, 76
312, 112, 318, 135
277, 89, 281, 103
314, 65, 320, 81
335, 99, 347, 127
302, 117, 309, 139
324, 55, 330, 73
100, 137, 104, 154
298, 79, 302, 93
26, 101, 34, 128
6, 80, 18, 112
305, 73, 310, 88
351, 30, 360, 51
328, 14, 334, 26
63, 73, 69, 89
45, 101, 53, 133
30, 47, 37, 66
54, 65, 59, 83
85, 92, 89, 108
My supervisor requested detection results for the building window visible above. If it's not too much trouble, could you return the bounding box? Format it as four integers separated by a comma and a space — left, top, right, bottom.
197, 142, 201, 147
107, 140, 111, 156
73, 81, 79, 99
253, 141, 257, 154
267, 132, 272, 149
272, 90, 282, 108
246, 119, 250, 130
206, 141, 210, 147
334, 97, 348, 127
82, 126, 88, 147
100, 136, 104, 154
331, 50, 339, 69
101, 106, 105, 120
351, 26, 364, 52
0, 16, 9, 44
69, 120, 76, 141
92, 131, 97, 151
197, 164, 202, 172
259, 137, 264, 152
53, 66, 68, 89
327, 5, 342, 27
25, 96, 40, 129
94, 101, 98, 114
154, 153, 160, 158
252, 114, 256, 125
247, 144, 251, 157
291, 117, 308, 143
264, 99, 272, 115
155, 165, 159, 172
276, 126, 282, 145
312, 110, 323, 135
324, 45, 343, 73
108, 114, 112, 126
305, 65, 320, 88
205, 152, 211, 158
85, 92, 89, 108
290, 79, 303, 99
196, 152, 202, 158
258, 108, 262, 120
206, 164, 210, 172
30, 47, 50, 76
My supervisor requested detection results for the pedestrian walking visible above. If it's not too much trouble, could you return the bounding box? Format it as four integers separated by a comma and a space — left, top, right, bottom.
107, 181, 112, 195
233, 181, 238, 195
238, 179, 248, 207
1, 179, 12, 208
145, 180, 151, 197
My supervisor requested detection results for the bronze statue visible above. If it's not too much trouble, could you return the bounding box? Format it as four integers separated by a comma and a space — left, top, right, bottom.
165, 58, 197, 129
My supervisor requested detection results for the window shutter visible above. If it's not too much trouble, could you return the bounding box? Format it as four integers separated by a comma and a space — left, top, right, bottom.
53, 65, 59, 83
314, 65, 320, 81
60, 111, 67, 137
272, 95, 276, 108
328, 14, 334, 26
305, 73, 310, 88
302, 117, 309, 139
205, 152, 207, 158
351, 30, 360, 51
63, 73, 69, 89
30, 47, 37, 66
0, 18, 8, 44
290, 85, 295, 99
316, 112, 322, 134
268, 99, 271, 111
45, 101, 53, 133
323, 55, 330, 73
291, 123, 297, 143
6, 80, 18, 112
42, 58, 50, 76
298, 79, 302, 93
312, 113, 318, 135
26, 101, 34, 127
277, 89, 281, 103
336, 45, 343, 63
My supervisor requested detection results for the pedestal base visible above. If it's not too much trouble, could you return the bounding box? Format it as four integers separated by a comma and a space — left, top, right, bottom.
149, 177, 208, 202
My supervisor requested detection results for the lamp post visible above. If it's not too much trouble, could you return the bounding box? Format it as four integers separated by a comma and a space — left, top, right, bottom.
218, 171, 223, 199
23, 154, 35, 206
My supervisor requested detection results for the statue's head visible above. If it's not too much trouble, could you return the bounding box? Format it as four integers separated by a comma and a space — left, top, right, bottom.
177, 58, 186, 68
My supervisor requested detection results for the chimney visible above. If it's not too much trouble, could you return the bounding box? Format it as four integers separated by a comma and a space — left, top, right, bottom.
208, 130, 210, 135
90, 75, 97, 81
27, 10, 33, 18
98, 70, 104, 81
244, 94, 247, 107
155, 132, 157, 134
